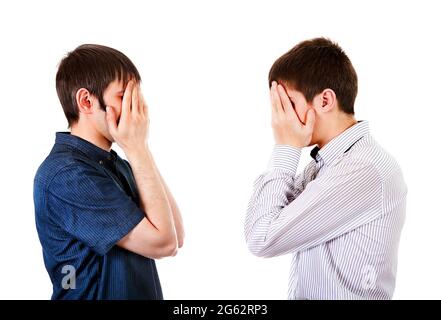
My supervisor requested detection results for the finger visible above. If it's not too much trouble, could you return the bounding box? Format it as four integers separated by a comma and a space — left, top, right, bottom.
277, 84, 296, 119
139, 89, 148, 117
305, 108, 316, 131
138, 89, 144, 116
121, 80, 134, 122
271, 81, 283, 115
132, 84, 139, 116
270, 81, 278, 115
106, 106, 117, 136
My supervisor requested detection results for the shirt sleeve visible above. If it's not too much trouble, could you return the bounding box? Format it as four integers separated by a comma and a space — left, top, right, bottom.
245, 144, 383, 258
46, 162, 145, 256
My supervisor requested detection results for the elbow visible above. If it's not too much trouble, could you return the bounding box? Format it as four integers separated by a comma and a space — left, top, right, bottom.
164, 242, 178, 257
247, 239, 298, 258
159, 236, 179, 258
154, 232, 180, 258
247, 239, 272, 258
246, 233, 279, 258
245, 230, 265, 257
248, 244, 270, 258
166, 230, 185, 256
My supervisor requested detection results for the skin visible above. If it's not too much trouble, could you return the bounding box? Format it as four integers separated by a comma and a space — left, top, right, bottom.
270, 81, 358, 149
71, 79, 184, 259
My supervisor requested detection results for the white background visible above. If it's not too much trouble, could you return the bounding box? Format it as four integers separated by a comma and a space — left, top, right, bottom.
0, 0, 440, 299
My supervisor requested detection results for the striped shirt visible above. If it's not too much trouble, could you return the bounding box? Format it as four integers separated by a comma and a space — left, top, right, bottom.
245, 121, 407, 299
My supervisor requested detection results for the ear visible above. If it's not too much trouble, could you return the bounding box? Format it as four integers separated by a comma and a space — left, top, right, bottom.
75, 88, 94, 114
318, 88, 337, 113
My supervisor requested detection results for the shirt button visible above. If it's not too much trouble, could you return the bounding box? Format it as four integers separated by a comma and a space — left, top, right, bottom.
99, 160, 103, 165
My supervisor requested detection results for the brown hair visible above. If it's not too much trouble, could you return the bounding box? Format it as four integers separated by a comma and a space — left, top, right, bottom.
56, 44, 141, 127
268, 37, 358, 114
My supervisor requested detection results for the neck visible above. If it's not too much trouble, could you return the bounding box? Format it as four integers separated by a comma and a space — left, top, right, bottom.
70, 124, 112, 152
316, 115, 358, 149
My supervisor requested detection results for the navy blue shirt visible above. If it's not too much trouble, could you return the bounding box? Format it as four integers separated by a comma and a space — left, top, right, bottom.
33, 132, 163, 300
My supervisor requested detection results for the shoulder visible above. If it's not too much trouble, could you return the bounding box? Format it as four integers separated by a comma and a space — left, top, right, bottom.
334, 135, 407, 204
323, 134, 404, 188
348, 134, 404, 182
34, 148, 106, 194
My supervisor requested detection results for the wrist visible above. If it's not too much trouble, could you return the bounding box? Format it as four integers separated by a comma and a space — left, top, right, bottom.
275, 140, 304, 149
269, 144, 302, 173
125, 145, 152, 165
274, 135, 307, 149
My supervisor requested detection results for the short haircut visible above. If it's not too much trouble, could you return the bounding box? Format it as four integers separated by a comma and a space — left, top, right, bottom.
268, 37, 358, 114
56, 44, 141, 127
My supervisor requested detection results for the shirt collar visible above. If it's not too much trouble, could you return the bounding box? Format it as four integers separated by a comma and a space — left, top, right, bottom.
55, 131, 117, 165
310, 120, 369, 165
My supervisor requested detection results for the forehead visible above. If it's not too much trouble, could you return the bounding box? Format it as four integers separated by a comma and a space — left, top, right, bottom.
106, 79, 125, 91
105, 78, 137, 94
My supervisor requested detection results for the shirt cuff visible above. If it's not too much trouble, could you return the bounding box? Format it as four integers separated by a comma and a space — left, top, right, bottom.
268, 144, 302, 173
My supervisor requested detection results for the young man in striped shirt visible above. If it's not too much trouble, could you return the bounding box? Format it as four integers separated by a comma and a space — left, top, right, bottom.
245, 38, 407, 300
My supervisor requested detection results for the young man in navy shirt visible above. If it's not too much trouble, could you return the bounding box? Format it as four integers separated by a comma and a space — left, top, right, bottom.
34, 44, 184, 299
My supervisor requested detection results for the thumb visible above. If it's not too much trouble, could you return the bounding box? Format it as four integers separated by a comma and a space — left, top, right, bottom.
105, 106, 117, 135
305, 108, 316, 131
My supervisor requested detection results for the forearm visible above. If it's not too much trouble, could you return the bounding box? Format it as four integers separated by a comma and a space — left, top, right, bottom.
151, 158, 185, 248
126, 146, 177, 242
245, 145, 302, 256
